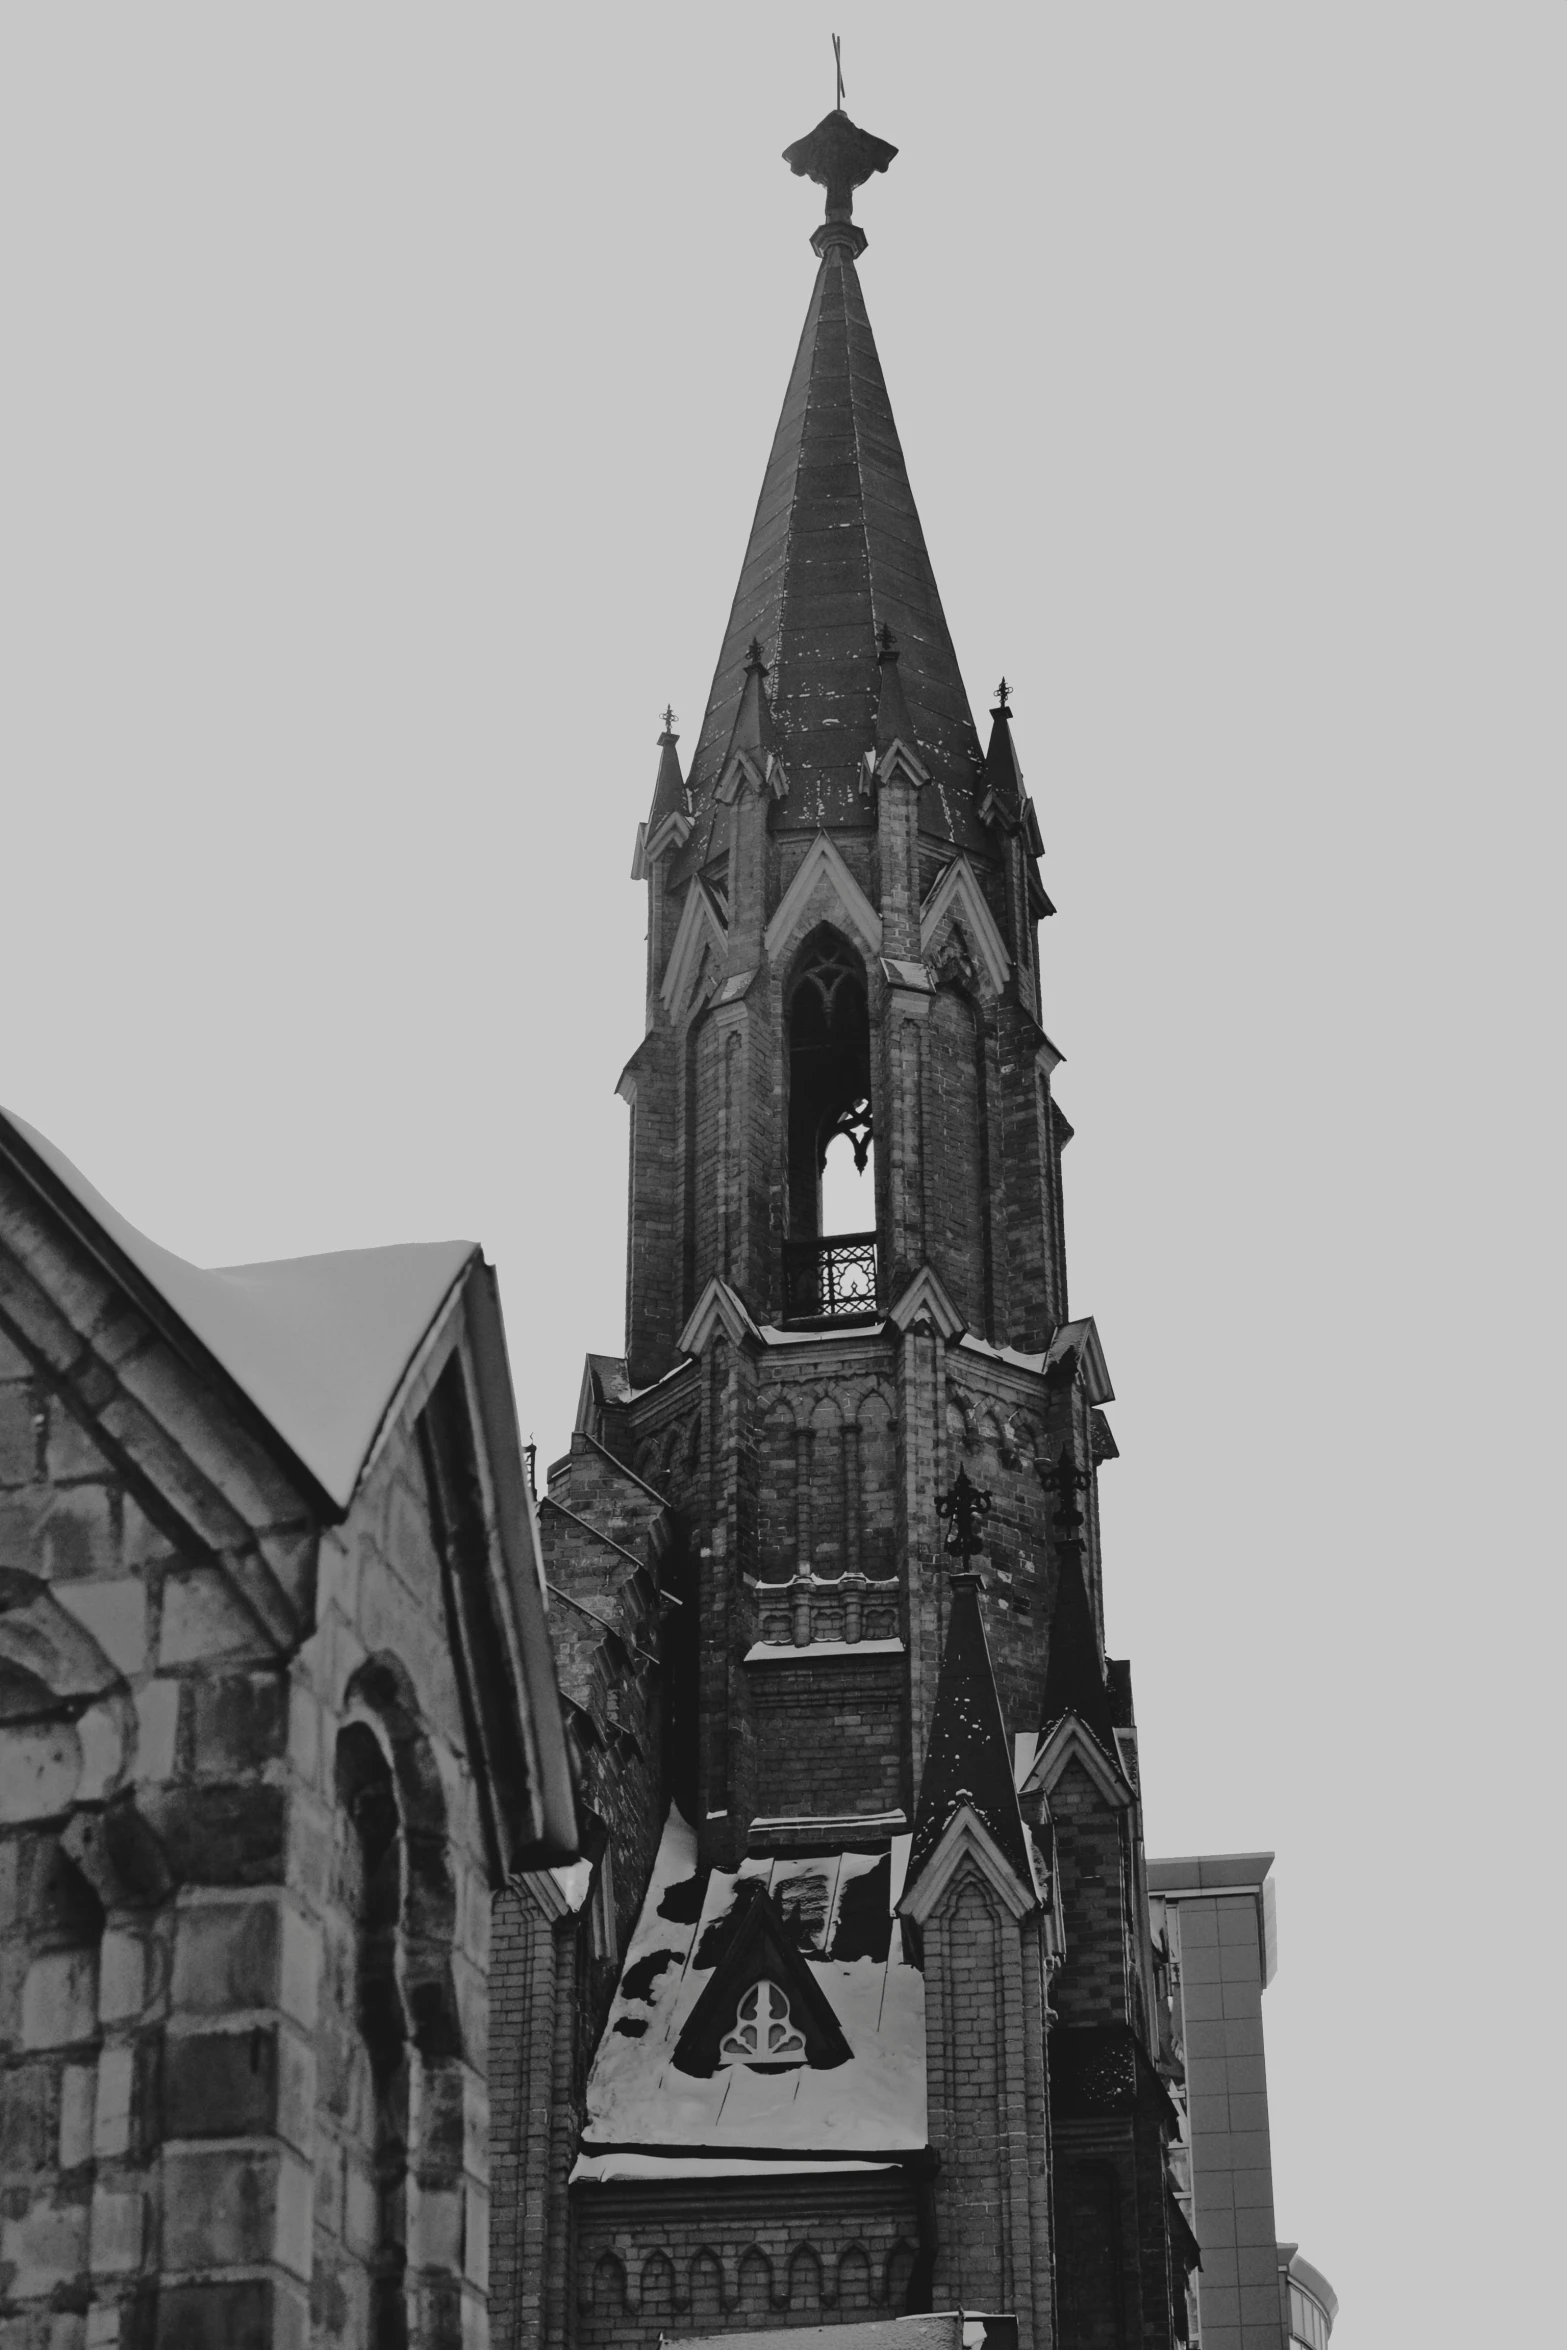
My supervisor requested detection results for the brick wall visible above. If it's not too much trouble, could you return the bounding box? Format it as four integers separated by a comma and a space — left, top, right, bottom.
746, 1655, 904, 1821
1049, 1758, 1132, 2031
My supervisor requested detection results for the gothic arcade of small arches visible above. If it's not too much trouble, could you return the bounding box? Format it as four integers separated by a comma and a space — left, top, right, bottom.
581, 2235, 919, 2329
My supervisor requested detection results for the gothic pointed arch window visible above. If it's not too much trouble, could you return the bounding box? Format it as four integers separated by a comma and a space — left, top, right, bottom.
785, 930, 874, 1244
718, 1978, 808, 2068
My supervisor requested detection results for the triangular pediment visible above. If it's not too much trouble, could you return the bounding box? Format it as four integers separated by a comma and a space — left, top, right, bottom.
1046, 1316, 1115, 1406
920, 856, 1012, 996
671, 1883, 852, 2077
764, 831, 883, 969
898, 1802, 1038, 1924
1023, 1713, 1133, 1813
660, 877, 728, 1016
886, 1263, 965, 1342
716, 747, 789, 807
678, 1275, 762, 1358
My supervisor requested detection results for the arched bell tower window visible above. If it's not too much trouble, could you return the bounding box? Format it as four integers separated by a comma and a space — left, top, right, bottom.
786, 934, 874, 1243
783, 932, 879, 1323
719, 1979, 808, 2068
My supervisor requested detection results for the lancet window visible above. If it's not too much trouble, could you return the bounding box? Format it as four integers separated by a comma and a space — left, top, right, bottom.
786, 934, 874, 1243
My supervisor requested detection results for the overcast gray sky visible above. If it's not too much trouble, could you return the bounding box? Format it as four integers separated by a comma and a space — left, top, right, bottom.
2, 10, 1560, 2341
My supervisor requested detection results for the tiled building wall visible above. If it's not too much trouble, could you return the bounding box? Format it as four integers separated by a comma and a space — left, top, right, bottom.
1173, 1894, 1284, 2350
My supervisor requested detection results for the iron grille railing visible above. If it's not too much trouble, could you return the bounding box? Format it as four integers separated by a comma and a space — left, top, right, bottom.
782, 1231, 879, 1323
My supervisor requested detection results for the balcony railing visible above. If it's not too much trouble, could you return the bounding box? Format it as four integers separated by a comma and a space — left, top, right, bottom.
782, 1231, 879, 1324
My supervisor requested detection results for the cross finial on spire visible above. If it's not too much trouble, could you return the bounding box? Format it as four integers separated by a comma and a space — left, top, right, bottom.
783, 102, 897, 259
994, 677, 1012, 711
660, 704, 678, 738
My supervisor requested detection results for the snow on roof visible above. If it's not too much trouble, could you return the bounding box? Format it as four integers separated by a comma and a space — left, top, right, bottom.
0, 1109, 476, 1512
581, 1805, 926, 2159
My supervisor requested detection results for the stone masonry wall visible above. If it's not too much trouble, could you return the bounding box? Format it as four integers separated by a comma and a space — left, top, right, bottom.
0, 1242, 509, 2350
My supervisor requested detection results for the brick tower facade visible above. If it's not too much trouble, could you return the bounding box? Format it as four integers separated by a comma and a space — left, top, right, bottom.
493, 106, 1198, 2350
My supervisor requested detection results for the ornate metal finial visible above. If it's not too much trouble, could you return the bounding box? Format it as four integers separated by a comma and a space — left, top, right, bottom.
936, 1465, 994, 1565
744, 637, 769, 675
660, 704, 678, 737
783, 103, 898, 259
833, 31, 845, 111
878, 623, 899, 661
994, 677, 1012, 711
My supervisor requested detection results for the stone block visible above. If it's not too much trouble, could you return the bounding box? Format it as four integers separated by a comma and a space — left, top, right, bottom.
88, 2185, 144, 2275
35, 1490, 119, 1583
92, 2044, 136, 2159
142, 1781, 286, 1886
313, 2142, 345, 2240
160, 2146, 312, 2279
190, 1672, 287, 1776
59, 2065, 96, 2170
46, 1401, 111, 1484
286, 1682, 320, 1787
279, 1905, 321, 2030
152, 2280, 280, 2350
74, 1703, 128, 1806
156, 1568, 266, 1668
344, 2156, 378, 2258
0, 1381, 42, 1482
132, 1680, 182, 1784
21, 1949, 98, 2049
163, 2027, 277, 2140
0, 2189, 89, 2298
97, 1932, 145, 2025
1, 2062, 52, 2170
275, 2025, 317, 2157
0, 1717, 84, 1825
171, 1896, 280, 2013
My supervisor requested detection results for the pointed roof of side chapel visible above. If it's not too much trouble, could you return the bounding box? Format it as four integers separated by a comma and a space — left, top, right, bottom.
672, 110, 989, 876
1040, 1545, 1118, 1753
909, 1573, 1035, 1893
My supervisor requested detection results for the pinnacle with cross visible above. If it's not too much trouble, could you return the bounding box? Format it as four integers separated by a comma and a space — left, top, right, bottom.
660, 705, 678, 737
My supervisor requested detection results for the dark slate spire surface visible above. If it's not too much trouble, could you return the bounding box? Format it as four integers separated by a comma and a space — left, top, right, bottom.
1040, 1545, 1117, 1752
909, 1574, 1034, 1893
649, 715, 687, 825
679, 116, 987, 872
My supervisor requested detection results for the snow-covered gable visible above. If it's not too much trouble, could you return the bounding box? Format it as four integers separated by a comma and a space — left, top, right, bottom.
0, 1108, 475, 1513
576, 1806, 926, 2171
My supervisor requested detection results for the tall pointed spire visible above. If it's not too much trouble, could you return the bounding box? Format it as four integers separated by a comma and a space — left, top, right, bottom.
649, 709, 687, 827
1039, 1543, 1116, 1753
909, 1574, 1035, 1894
678, 110, 988, 869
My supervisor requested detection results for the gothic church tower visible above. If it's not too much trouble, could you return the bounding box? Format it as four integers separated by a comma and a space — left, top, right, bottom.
491, 106, 1196, 2350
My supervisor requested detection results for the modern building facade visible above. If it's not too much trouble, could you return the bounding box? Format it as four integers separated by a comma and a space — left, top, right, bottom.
1146, 1857, 1333, 2350
488, 103, 1333, 2350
